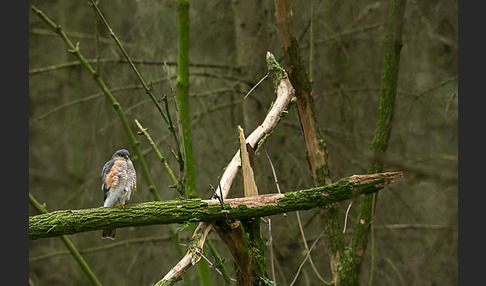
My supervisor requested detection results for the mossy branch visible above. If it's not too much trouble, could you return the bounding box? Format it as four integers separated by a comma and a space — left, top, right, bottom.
29, 193, 102, 286
207, 240, 233, 285
135, 119, 179, 190
29, 172, 402, 240
30, 5, 161, 201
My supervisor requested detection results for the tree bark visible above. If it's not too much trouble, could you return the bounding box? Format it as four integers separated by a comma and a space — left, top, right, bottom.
337, 0, 407, 284
29, 172, 402, 240
274, 1, 343, 281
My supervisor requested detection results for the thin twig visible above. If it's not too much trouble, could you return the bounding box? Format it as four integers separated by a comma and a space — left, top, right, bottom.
244, 74, 268, 99
90, 0, 101, 75
30, 80, 166, 124
268, 218, 276, 282
135, 119, 180, 191
289, 229, 328, 286
374, 224, 456, 230
384, 257, 406, 286
264, 148, 282, 194
343, 201, 353, 233
295, 211, 331, 285
264, 147, 287, 218
162, 61, 185, 191
369, 193, 376, 286
30, 236, 173, 263
89, 0, 169, 125
29, 58, 235, 76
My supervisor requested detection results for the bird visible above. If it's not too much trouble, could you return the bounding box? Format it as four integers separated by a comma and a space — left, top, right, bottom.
101, 149, 136, 239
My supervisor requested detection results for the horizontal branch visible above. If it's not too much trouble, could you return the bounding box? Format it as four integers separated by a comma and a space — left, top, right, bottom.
29, 172, 402, 240
29, 58, 238, 76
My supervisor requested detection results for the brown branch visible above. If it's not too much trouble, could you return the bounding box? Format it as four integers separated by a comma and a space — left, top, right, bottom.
374, 224, 456, 230
30, 171, 403, 241
29, 58, 237, 76
274, 1, 343, 282
274, 0, 331, 187
29, 236, 173, 263
156, 52, 294, 284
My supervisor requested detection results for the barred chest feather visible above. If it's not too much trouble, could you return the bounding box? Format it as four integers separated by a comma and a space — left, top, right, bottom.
104, 159, 136, 207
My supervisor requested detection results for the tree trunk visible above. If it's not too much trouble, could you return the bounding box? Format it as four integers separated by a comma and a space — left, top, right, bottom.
274, 0, 343, 282
337, 0, 407, 284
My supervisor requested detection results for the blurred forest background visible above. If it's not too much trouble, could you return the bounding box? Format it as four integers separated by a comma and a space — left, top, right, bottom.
29, 0, 457, 285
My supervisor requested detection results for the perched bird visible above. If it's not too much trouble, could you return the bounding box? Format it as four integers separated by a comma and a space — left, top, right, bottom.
101, 149, 136, 239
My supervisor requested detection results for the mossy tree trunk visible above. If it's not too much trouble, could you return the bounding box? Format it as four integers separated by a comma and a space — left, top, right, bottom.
274, 0, 344, 282
176, 1, 212, 285
336, 0, 407, 284
274, 0, 406, 284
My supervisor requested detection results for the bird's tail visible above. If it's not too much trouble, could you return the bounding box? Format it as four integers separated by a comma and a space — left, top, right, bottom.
102, 228, 116, 240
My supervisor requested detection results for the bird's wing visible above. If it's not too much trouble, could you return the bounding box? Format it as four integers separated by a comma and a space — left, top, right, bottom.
128, 160, 137, 192
101, 159, 115, 201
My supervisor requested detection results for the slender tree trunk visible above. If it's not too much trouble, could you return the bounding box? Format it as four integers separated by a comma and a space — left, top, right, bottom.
274, 0, 344, 282
230, 2, 272, 284
337, 0, 406, 284
176, 1, 211, 285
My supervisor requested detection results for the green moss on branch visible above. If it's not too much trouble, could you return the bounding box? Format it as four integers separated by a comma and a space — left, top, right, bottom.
29, 172, 401, 240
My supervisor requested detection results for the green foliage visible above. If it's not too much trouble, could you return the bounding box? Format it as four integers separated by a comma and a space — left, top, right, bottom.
176, 218, 201, 232
260, 277, 277, 286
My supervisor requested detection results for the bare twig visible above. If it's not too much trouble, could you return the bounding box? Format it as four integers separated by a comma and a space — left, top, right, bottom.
89, 0, 169, 124
29, 57, 235, 76
244, 74, 268, 99
163, 61, 186, 196
135, 119, 180, 191
264, 147, 287, 221
30, 236, 173, 263
374, 224, 456, 230
295, 211, 331, 285
267, 218, 276, 282
264, 148, 282, 195
343, 201, 353, 233
289, 229, 328, 286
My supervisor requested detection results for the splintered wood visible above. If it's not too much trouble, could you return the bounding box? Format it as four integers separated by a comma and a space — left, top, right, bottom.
348, 171, 403, 187
238, 125, 259, 197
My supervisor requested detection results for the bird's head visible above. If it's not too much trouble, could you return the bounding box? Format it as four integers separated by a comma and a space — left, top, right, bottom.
112, 149, 130, 160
